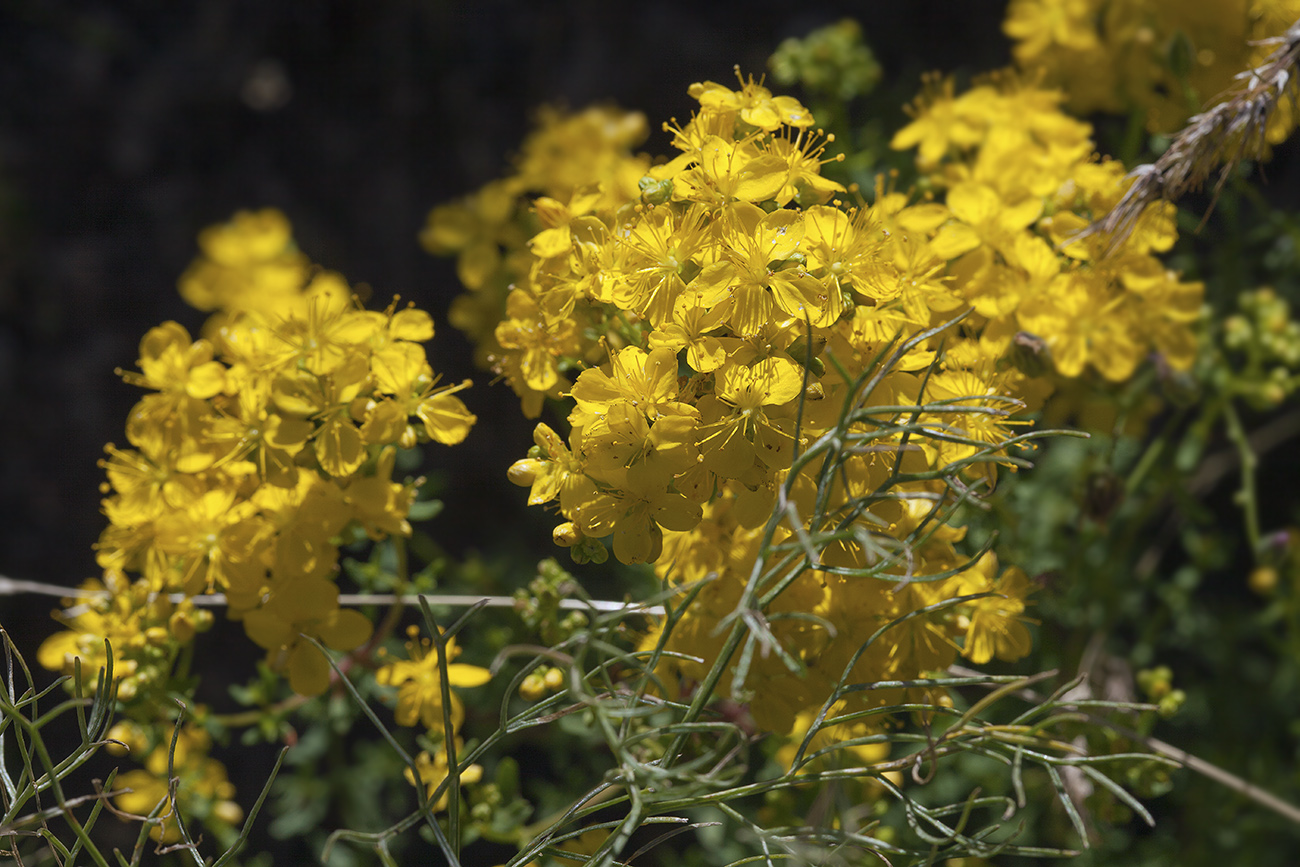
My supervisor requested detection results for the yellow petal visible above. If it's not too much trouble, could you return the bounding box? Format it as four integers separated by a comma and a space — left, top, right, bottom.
389, 308, 435, 342
288, 642, 332, 696
243, 608, 293, 651
315, 418, 366, 477
317, 608, 373, 650
447, 663, 492, 688
417, 393, 477, 445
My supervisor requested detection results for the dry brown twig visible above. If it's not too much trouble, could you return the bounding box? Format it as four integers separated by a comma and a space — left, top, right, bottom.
1081, 18, 1300, 253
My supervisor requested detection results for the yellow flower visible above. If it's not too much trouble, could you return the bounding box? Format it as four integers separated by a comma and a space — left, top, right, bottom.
697, 357, 804, 478
567, 475, 702, 565
957, 553, 1037, 665
708, 202, 841, 334
764, 128, 846, 207
242, 575, 373, 696
609, 203, 710, 327
569, 345, 688, 429
405, 744, 483, 812
583, 400, 699, 494
112, 724, 242, 843
376, 625, 491, 732
494, 287, 583, 393
889, 76, 993, 166
180, 207, 308, 314
508, 423, 587, 508
688, 71, 815, 131
152, 486, 262, 594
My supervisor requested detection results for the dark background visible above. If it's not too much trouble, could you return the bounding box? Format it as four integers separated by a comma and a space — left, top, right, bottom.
0, 0, 1008, 632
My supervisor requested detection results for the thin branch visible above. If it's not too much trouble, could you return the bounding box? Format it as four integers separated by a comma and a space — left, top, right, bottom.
947, 664, 1300, 825
0, 577, 666, 617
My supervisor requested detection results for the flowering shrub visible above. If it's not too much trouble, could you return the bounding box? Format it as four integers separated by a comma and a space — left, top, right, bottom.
34, 209, 477, 841
8, 12, 1300, 867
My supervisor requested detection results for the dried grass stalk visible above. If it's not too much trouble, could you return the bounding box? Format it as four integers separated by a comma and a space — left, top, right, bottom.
1085, 18, 1300, 252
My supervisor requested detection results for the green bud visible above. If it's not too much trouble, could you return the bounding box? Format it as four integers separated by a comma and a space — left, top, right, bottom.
787, 333, 827, 378
1222, 314, 1252, 350
637, 176, 673, 206
571, 537, 609, 565
1158, 689, 1186, 718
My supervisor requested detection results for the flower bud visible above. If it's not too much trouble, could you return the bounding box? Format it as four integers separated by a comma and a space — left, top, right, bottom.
169, 609, 197, 643
519, 672, 547, 701
1249, 565, 1279, 595
552, 521, 580, 547
638, 176, 673, 206
509, 458, 543, 487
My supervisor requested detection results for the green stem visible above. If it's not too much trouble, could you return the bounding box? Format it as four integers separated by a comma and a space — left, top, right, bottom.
1221, 399, 1262, 554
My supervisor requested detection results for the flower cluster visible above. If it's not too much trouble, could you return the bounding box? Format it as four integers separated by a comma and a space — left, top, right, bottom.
416, 70, 1208, 742
1004, 0, 1300, 135
891, 72, 1203, 388
1221, 287, 1300, 410
420, 105, 651, 411
40, 209, 476, 698
107, 720, 243, 843
36, 572, 212, 701
417, 74, 1076, 743
768, 18, 882, 103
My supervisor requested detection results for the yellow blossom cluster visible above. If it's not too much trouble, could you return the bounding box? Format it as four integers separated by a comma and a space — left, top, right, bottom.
890, 72, 1203, 387
418, 73, 1072, 743
375, 625, 490, 810
1004, 0, 1300, 135
36, 571, 211, 701
420, 105, 652, 406
107, 720, 243, 843
420, 65, 1210, 743
40, 209, 477, 698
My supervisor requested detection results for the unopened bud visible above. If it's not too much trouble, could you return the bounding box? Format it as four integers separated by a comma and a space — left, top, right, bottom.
169, 610, 196, 643
519, 673, 547, 702
571, 536, 609, 565
1249, 566, 1279, 595
638, 177, 673, 206
509, 459, 543, 488
552, 521, 580, 547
